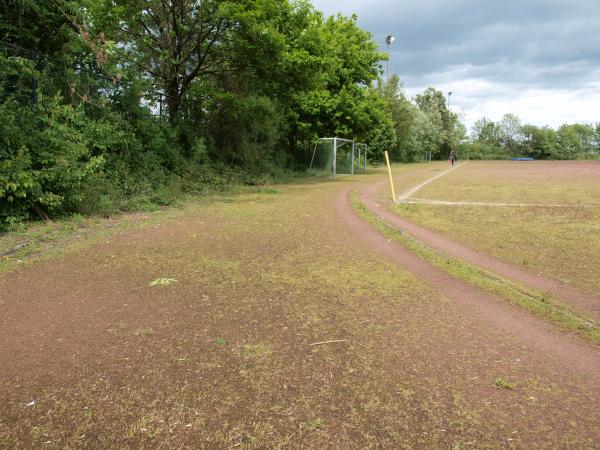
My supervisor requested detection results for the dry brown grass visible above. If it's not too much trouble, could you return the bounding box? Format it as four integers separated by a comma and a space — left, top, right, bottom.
394, 161, 600, 296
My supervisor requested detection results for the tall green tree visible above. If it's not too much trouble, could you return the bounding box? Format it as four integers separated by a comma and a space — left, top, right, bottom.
499, 113, 523, 150
91, 0, 247, 123
414, 87, 462, 159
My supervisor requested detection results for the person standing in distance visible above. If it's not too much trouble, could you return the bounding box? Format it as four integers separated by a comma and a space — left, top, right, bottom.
449, 150, 457, 166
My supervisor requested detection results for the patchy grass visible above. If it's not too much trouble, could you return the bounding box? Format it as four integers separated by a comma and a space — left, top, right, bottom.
1, 170, 600, 448
416, 161, 600, 204
393, 161, 600, 296
353, 193, 600, 345
495, 378, 517, 390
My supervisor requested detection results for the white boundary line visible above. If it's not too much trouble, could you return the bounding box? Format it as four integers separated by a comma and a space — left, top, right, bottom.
395, 162, 600, 208
396, 163, 463, 202
400, 198, 600, 208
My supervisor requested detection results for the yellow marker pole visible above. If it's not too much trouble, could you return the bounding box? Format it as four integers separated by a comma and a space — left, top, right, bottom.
384, 151, 397, 203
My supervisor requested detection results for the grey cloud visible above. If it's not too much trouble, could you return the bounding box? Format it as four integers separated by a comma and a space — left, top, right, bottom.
311, 0, 600, 126
313, 0, 600, 87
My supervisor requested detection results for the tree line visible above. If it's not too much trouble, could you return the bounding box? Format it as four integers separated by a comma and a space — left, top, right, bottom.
466, 114, 600, 160
1, 0, 469, 229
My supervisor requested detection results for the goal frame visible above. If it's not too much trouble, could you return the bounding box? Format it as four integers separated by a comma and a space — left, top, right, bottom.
309, 137, 368, 179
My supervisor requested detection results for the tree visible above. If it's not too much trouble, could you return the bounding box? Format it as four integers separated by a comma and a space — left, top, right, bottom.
520, 124, 556, 159
472, 117, 501, 146
499, 113, 523, 151
414, 87, 461, 159
379, 75, 418, 161
556, 123, 595, 159
93, 0, 246, 124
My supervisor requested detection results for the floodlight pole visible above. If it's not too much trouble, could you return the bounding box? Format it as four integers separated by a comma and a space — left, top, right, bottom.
386, 44, 389, 82
385, 35, 395, 82
351, 141, 355, 175
447, 91, 452, 109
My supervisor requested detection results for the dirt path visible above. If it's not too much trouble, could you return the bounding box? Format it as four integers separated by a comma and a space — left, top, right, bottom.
340, 185, 600, 373
1, 177, 600, 448
360, 179, 600, 321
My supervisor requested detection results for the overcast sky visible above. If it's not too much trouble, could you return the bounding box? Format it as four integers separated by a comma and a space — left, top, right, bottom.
310, 0, 600, 132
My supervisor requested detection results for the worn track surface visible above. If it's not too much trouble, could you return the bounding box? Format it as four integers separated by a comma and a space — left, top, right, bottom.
1, 172, 599, 448
362, 175, 600, 322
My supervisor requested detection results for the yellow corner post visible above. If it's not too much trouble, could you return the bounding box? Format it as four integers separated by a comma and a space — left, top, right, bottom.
384, 151, 397, 203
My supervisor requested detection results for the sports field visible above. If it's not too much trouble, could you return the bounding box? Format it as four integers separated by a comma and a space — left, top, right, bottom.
390, 161, 600, 307
1, 164, 600, 448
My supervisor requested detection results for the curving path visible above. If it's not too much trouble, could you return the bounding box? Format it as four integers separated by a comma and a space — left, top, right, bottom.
358, 178, 600, 322
339, 185, 600, 375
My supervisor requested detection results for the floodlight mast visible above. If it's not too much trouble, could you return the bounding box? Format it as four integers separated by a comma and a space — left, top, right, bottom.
385, 34, 395, 82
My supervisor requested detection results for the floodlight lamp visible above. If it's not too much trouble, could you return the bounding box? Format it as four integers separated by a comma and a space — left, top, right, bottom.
385, 35, 395, 45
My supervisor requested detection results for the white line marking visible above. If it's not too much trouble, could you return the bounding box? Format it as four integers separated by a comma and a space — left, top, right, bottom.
396, 163, 463, 202
400, 198, 600, 208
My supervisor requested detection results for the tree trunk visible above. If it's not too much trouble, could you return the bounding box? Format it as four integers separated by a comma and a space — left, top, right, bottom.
166, 81, 181, 125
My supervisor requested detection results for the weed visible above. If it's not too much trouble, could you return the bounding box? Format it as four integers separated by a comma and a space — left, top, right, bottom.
309, 418, 325, 430
149, 277, 177, 286
495, 378, 516, 390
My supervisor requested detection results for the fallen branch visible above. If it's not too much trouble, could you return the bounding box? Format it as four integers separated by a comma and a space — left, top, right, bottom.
0, 242, 28, 257
309, 339, 349, 347
32, 205, 50, 221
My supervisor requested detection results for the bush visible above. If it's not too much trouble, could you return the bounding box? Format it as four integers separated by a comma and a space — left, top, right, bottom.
0, 95, 106, 228
208, 94, 284, 171
464, 142, 512, 160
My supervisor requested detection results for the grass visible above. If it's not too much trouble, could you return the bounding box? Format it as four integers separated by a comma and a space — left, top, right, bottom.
0, 175, 526, 448
495, 378, 516, 390
2, 169, 600, 447
0, 180, 300, 278
0, 212, 159, 277
352, 193, 600, 345
394, 161, 600, 296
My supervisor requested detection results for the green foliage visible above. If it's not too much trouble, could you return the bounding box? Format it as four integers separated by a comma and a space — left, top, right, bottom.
494, 378, 516, 390
378, 78, 464, 162
0, 91, 106, 228
208, 94, 284, 170
468, 115, 599, 160
0, 0, 474, 229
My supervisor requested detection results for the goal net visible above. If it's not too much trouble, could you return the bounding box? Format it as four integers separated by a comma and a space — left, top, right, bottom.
309, 137, 368, 179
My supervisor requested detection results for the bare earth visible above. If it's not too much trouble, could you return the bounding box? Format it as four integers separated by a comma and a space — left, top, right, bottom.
1, 171, 600, 448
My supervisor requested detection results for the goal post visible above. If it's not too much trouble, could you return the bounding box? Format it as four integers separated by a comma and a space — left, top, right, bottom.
309, 137, 367, 179
355, 142, 368, 173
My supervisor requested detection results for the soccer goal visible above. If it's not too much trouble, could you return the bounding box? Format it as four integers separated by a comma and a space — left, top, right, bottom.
309, 137, 368, 179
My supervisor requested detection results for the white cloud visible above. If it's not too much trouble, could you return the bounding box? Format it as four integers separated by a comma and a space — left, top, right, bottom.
406, 79, 600, 131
